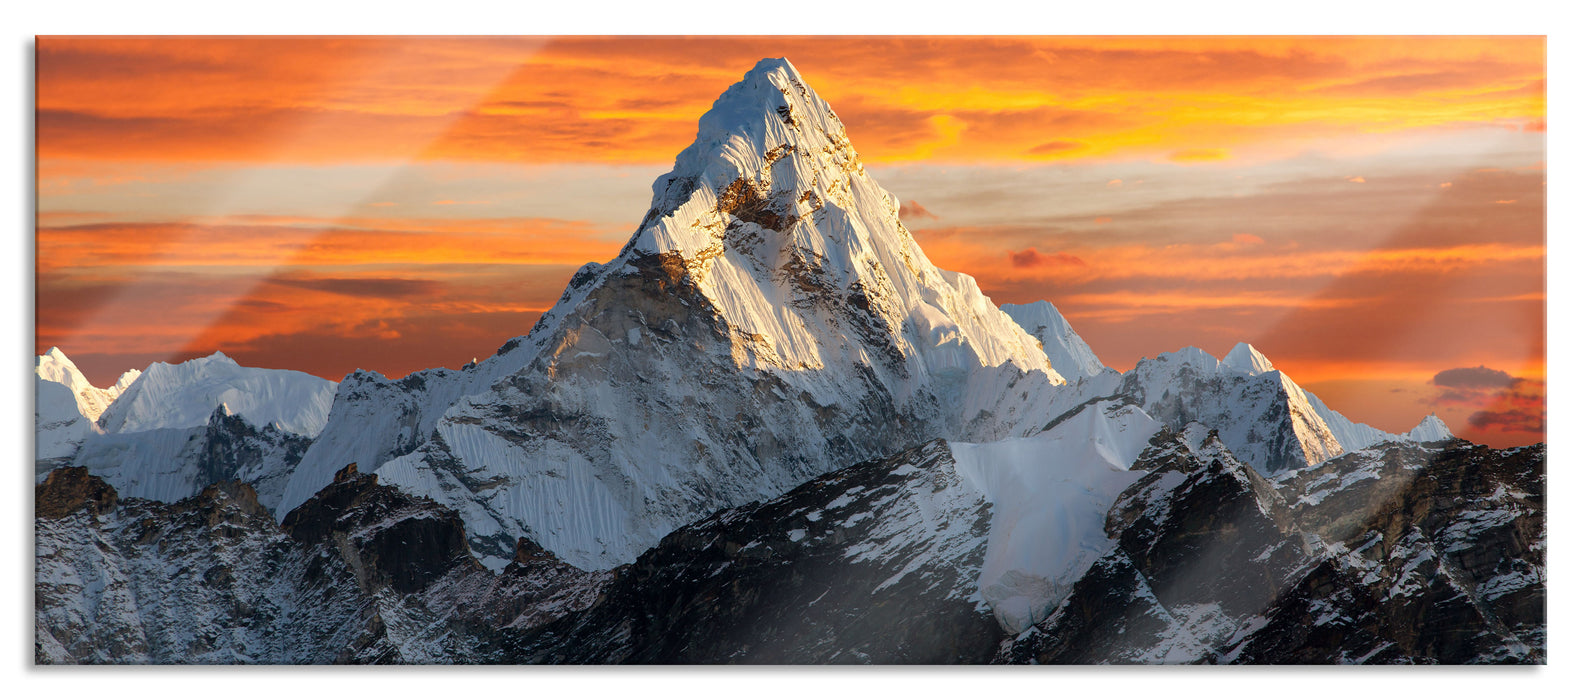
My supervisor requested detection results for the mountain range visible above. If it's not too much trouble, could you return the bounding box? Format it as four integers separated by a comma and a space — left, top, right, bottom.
34, 58, 1537, 665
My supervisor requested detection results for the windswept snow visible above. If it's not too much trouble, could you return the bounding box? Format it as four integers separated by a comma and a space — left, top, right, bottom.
35, 349, 140, 468
951, 401, 1160, 632
98, 352, 336, 438
1303, 390, 1455, 451
1001, 300, 1108, 380
299, 57, 1080, 568
1120, 344, 1344, 475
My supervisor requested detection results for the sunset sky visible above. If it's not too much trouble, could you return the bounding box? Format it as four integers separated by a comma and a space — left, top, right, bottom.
34, 36, 1546, 447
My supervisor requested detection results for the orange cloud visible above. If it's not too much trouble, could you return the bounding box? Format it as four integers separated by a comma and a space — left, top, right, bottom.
36, 36, 1546, 168
33, 37, 1547, 448
36, 217, 622, 273
1008, 248, 1087, 269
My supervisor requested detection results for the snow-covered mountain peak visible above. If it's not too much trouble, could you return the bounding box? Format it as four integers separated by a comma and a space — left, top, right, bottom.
1123, 346, 1344, 475
590, 56, 1054, 384
35, 347, 131, 423
300, 58, 1073, 569
1221, 342, 1276, 376
1407, 413, 1455, 442
1001, 301, 1108, 380
98, 353, 337, 438
627, 57, 857, 262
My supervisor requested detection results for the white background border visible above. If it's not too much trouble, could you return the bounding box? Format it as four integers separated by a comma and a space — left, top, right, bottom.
6, 1, 1572, 696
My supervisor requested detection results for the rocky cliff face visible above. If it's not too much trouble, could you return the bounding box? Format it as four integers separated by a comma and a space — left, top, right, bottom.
36, 421, 1544, 664
503, 440, 1000, 664
1118, 346, 1345, 476
997, 435, 1544, 664
36, 473, 379, 664
68, 404, 311, 513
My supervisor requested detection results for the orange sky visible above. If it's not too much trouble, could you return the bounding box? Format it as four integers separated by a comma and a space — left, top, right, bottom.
35, 36, 1546, 447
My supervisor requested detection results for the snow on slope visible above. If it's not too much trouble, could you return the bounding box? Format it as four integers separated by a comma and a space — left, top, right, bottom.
35, 349, 139, 468
1119, 344, 1344, 476
1303, 389, 1455, 451
275, 343, 546, 520
72, 405, 313, 511
1407, 414, 1454, 442
618, 57, 1054, 386
36, 348, 140, 421
284, 58, 1077, 570
98, 352, 336, 438
951, 401, 1159, 633
1001, 301, 1108, 380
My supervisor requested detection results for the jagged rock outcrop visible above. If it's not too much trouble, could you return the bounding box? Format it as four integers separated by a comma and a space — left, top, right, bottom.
36, 467, 119, 520
504, 440, 1000, 663
997, 434, 1545, 664
1119, 345, 1346, 475
281, 463, 482, 595
69, 404, 311, 513
36, 474, 381, 664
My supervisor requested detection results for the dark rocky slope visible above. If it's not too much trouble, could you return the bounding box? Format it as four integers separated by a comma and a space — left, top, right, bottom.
36, 432, 1544, 664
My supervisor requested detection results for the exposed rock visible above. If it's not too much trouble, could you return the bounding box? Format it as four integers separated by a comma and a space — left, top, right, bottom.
35, 467, 118, 520
281, 463, 481, 595
997, 434, 1545, 664
505, 440, 1001, 663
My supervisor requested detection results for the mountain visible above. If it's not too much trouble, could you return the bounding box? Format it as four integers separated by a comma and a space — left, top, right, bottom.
1112, 342, 1453, 476
35, 349, 333, 512
70, 405, 312, 512
97, 351, 336, 438
1304, 389, 1454, 450
1000, 300, 1108, 380
36, 347, 140, 423
37, 428, 1542, 664
999, 433, 1544, 663
35, 348, 139, 470
282, 57, 1074, 569
1116, 344, 1343, 475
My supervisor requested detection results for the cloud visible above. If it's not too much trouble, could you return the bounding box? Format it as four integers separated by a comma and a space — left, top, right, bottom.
1424, 366, 1545, 440
1467, 408, 1545, 433
897, 199, 940, 221
36, 36, 1545, 166
36, 216, 620, 272
1433, 365, 1518, 389
1231, 233, 1265, 245
1027, 140, 1083, 156
268, 276, 444, 299
1009, 248, 1087, 269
